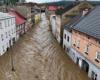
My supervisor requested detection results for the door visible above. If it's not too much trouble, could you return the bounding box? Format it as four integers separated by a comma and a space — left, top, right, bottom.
76, 57, 79, 65
91, 71, 97, 80
82, 60, 89, 73
9, 40, 12, 47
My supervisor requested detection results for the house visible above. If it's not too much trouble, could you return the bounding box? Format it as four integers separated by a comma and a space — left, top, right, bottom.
50, 2, 93, 45
9, 10, 26, 40
63, 15, 82, 57
13, 5, 34, 32
31, 5, 41, 24
48, 6, 58, 11
0, 6, 8, 12
50, 15, 61, 43
0, 12, 16, 55
47, 6, 58, 21
70, 6, 100, 80
50, 15, 56, 36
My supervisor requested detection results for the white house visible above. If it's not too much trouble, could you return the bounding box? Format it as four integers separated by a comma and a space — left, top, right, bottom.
63, 25, 72, 52
50, 15, 57, 37
50, 15, 61, 44
9, 10, 26, 40
0, 12, 16, 56
63, 15, 81, 60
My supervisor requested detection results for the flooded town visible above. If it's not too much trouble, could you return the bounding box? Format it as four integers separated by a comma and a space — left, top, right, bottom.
0, 0, 100, 80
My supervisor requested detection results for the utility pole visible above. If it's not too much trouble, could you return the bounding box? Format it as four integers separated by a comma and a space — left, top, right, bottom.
10, 39, 15, 72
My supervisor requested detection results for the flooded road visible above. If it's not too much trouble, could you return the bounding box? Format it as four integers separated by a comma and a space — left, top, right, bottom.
0, 13, 90, 80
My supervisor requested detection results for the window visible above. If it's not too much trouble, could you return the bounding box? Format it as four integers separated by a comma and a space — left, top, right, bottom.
8, 19, 10, 26
99, 41, 100, 44
84, 44, 90, 54
77, 40, 80, 48
0, 22, 2, 29
95, 51, 100, 62
5, 20, 7, 27
91, 71, 97, 80
53, 16, 56, 20
13, 18, 15, 24
11, 18, 12, 25
64, 34, 66, 39
6, 32, 7, 38
1, 34, 3, 41
11, 18, 13, 25
64, 45, 66, 50
9, 31, 10, 36
14, 27, 16, 33
2, 46, 5, 52
12, 29, 13, 34
67, 36, 69, 42
73, 39, 76, 46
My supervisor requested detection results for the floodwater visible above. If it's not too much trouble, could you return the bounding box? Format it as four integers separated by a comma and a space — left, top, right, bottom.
0, 13, 90, 80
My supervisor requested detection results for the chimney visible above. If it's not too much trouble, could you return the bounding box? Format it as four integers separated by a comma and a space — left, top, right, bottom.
82, 8, 89, 17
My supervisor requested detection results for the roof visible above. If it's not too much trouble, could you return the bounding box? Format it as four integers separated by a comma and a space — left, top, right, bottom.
14, 6, 31, 18
64, 14, 82, 31
55, 3, 79, 15
62, 2, 93, 17
48, 6, 58, 11
73, 6, 100, 40
9, 10, 26, 26
0, 12, 14, 20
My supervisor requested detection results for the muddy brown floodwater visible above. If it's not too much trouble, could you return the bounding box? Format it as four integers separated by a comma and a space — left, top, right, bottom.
0, 13, 90, 80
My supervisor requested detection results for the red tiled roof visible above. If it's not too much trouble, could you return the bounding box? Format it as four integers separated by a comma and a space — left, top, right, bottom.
48, 6, 57, 11
9, 10, 26, 26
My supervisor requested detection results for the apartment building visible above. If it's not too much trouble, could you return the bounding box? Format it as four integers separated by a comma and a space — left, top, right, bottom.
63, 15, 81, 60
50, 2, 93, 45
70, 7, 100, 80
9, 10, 26, 40
0, 12, 16, 55
50, 15, 61, 44
13, 6, 33, 32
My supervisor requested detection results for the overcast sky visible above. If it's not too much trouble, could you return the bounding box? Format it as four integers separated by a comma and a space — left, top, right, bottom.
26, 0, 100, 3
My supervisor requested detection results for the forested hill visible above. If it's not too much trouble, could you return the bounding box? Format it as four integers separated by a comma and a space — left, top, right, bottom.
45, 1, 100, 7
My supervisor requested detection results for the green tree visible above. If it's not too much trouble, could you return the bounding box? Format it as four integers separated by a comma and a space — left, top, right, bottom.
4, 0, 17, 5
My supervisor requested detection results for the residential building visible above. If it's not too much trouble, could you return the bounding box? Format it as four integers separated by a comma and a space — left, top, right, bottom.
50, 15, 56, 36
13, 5, 34, 32
70, 6, 100, 80
0, 12, 16, 55
50, 2, 93, 45
31, 5, 41, 24
63, 15, 82, 61
9, 10, 26, 40
50, 15, 61, 43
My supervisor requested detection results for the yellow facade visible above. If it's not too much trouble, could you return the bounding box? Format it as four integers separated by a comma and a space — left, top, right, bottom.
34, 14, 40, 24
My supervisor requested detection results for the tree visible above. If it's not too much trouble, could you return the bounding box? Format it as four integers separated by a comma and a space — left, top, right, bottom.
4, 0, 18, 5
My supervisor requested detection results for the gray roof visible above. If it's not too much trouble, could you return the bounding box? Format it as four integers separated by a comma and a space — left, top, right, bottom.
73, 6, 100, 40
64, 14, 82, 31
0, 12, 14, 19
14, 6, 31, 18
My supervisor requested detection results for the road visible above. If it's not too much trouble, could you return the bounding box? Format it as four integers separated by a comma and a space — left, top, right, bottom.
0, 13, 90, 80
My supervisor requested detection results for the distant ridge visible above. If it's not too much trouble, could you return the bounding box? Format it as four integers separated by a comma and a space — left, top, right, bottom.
44, 1, 100, 7
44, 1, 75, 7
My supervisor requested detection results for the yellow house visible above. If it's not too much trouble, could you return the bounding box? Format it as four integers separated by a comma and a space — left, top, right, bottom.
34, 14, 40, 24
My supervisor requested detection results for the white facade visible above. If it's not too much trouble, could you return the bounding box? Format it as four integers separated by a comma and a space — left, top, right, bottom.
63, 27, 100, 80
50, 15, 57, 37
56, 16, 61, 43
69, 48, 100, 80
0, 12, 16, 55
63, 29, 72, 52
50, 15, 61, 44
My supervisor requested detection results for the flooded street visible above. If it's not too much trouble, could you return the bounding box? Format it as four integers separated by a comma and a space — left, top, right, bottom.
0, 13, 90, 80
